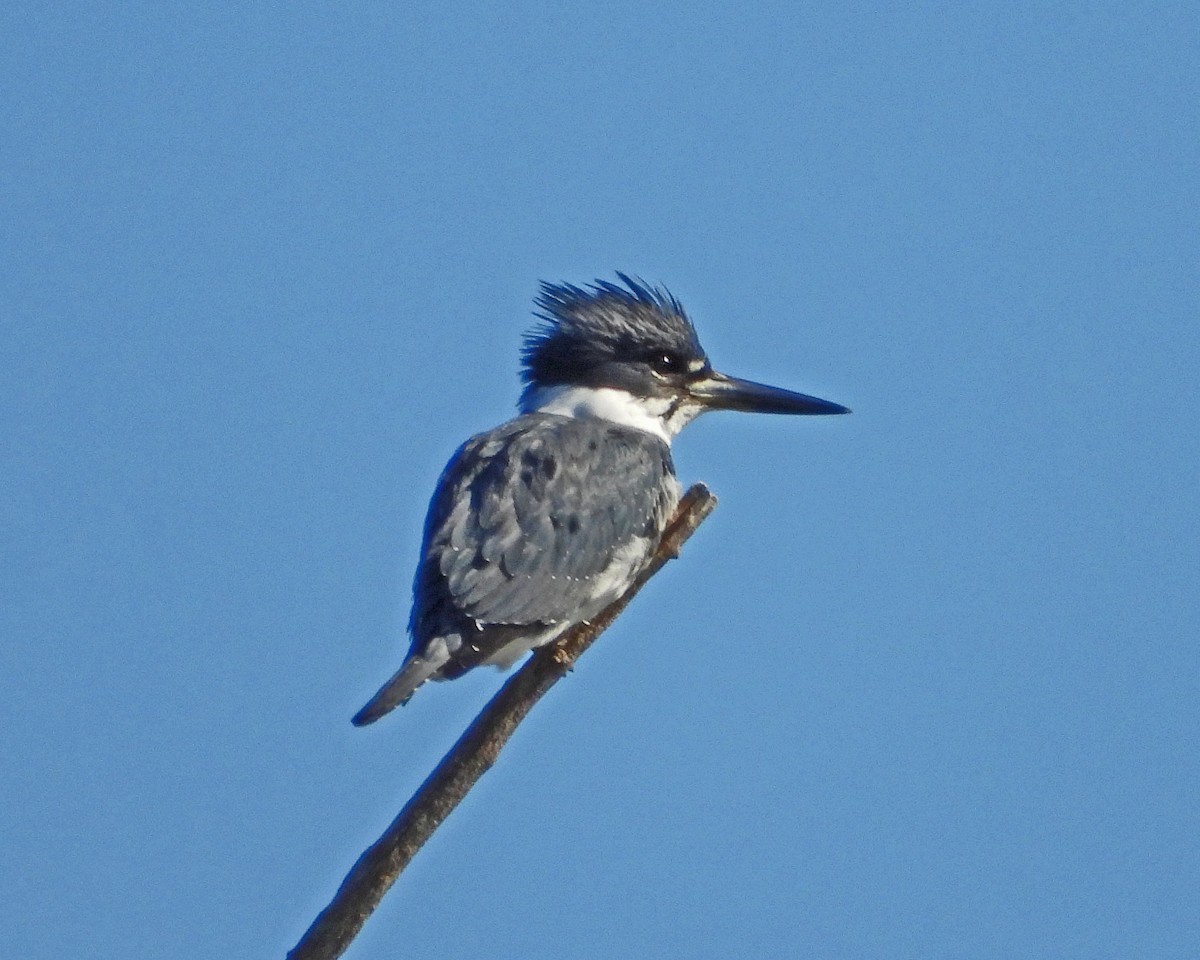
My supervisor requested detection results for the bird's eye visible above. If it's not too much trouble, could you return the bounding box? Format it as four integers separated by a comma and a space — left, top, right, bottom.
648, 353, 683, 376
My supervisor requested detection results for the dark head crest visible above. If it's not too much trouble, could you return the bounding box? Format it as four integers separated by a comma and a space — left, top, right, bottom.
521, 273, 705, 392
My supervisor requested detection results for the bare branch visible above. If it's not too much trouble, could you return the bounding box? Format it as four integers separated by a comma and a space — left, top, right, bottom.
287, 483, 718, 960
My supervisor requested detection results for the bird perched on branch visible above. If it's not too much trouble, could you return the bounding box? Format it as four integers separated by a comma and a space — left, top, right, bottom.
352, 275, 848, 725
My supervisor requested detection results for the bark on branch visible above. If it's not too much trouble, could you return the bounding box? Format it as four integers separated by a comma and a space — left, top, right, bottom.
287, 483, 718, 960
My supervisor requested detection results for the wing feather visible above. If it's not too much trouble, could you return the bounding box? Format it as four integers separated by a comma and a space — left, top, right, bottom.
413, 413, 678, 644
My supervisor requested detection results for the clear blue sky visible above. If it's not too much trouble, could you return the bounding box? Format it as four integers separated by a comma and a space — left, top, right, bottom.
3, 2, 1197, 958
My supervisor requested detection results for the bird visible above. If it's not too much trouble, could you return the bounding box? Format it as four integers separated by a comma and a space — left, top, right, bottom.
351, 274, 848, 725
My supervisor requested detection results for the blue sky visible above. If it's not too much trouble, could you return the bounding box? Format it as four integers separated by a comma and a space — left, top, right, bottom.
3, 2, 1197, 957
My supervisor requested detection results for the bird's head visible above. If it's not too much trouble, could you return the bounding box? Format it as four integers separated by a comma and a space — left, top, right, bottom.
520, 274, 848, 443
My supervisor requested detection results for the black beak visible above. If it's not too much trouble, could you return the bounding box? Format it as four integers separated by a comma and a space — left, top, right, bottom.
688, 370, 850, 416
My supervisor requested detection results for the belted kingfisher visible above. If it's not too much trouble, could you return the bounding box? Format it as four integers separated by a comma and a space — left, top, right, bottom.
352, 275, 848, 725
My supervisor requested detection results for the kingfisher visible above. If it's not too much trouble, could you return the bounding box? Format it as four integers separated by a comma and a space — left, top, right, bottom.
352, 275, 848, 725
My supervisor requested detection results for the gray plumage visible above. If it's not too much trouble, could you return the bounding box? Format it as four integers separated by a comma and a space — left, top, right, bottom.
425, 412, 677, 646
351, 414, 678, 724
352, 274, 848, 725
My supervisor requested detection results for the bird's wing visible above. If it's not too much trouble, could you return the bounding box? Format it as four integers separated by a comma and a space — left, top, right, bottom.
413, 414, 678, 634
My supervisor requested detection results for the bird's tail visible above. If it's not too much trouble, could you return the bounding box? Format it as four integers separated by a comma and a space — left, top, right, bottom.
351, 656, 442, 726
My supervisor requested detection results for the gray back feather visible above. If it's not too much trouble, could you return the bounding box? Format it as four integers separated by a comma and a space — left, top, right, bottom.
409, 413, 680, 667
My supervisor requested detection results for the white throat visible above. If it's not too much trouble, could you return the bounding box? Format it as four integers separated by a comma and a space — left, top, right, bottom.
522, 384, 703, 445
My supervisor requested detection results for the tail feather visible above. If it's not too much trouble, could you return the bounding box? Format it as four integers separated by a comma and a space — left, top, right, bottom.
351, 656, 442, 726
